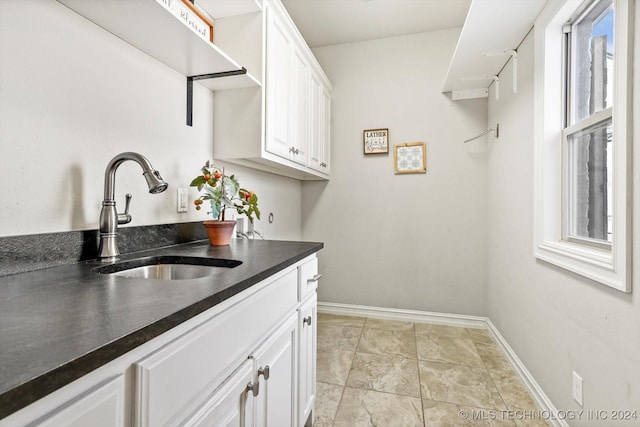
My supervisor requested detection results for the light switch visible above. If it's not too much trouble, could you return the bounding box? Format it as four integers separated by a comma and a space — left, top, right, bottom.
177, 188, 188, 213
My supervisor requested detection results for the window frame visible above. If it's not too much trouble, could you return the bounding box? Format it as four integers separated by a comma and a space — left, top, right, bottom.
533, 0, 632, 292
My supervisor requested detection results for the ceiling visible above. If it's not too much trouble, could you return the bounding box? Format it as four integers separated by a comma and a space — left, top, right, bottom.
280, 0, 472, 48
280, 0, 547, 97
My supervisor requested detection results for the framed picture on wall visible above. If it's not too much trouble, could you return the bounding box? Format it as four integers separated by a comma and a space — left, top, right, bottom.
394, 142, 426, 174
363, 128, 389, 154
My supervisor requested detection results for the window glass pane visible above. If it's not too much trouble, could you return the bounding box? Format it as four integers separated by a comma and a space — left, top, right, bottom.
567, 118, 612, 242
571, 0, 614, 123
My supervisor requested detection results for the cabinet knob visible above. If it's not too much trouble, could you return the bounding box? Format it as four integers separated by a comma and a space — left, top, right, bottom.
303, 316, 312, 326
245, 381, 259, 397
289, 147, 300, 155
258, 365, 270, 380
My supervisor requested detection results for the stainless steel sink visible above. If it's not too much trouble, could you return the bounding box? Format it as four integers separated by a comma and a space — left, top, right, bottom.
93, 256, 242, 280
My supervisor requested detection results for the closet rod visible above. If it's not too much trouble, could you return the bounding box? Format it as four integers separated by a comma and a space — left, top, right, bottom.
464, 124, 499, 143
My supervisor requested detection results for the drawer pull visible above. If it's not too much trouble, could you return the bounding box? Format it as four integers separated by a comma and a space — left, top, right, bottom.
303, 316, 312, 326
258, 365, 270, 380
307, 274, 322, 283
240, 381, 259, 427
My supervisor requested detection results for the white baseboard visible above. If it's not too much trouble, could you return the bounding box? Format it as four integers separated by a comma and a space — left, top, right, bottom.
317, 301, 488, 329
485, 319, 568, 427
318, 302, 567, 427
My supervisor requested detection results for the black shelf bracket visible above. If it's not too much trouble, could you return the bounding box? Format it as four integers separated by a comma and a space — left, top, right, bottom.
186, 67, 248, 126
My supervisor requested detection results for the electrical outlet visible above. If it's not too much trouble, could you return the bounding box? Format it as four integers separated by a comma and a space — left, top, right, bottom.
236, 217, 246, 234
572, 371, 583, 406
177, 188, 188, 213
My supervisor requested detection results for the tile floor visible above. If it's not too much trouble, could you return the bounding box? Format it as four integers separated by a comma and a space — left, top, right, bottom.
313, 313, 549, 427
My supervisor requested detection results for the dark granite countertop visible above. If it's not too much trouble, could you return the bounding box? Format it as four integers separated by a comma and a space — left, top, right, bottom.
0, 239, 323, 418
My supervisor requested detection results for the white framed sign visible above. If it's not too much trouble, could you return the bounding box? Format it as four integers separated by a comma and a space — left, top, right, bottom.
363, 128, 389, 155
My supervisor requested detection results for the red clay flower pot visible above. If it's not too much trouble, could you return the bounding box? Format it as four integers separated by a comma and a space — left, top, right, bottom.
203, 220, 236, 246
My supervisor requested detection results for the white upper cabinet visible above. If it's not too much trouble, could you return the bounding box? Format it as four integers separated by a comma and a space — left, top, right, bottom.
265, 5, 295, 160
289, 47, 310, 166
308, 69, 331, 174
213, 0, 332, 180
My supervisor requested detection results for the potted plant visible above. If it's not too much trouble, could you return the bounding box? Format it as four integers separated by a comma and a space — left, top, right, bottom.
190, 161, 260, 245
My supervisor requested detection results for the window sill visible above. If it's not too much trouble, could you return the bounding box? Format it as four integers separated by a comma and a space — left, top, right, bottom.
535, 241, 629, 291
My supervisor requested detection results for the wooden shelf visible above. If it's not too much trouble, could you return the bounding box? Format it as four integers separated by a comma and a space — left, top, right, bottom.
57, 0, 261, 87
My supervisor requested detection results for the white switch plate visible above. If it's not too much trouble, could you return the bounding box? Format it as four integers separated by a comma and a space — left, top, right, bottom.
572, 371, 583, 406
177, 188, 188, 213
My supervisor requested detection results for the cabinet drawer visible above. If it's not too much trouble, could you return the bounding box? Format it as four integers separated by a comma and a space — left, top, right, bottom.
134, 268, 298, 427
298, 256, 319, 302
25, 376, 125, 427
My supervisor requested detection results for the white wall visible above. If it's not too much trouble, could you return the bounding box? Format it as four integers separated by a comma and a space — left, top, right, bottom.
302, 30, 489, 316
0, 0, 301, 241
486, 24, 640, 421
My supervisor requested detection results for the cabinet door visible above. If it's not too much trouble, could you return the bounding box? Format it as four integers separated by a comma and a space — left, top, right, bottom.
290, 47, 309, 165
307, 71, 323, 173
298, 293, 317, 427
183, 359, 255, 427
308, 71, 330, 175
320, 85, 331, 174
265, 4, 293, 159
253, 313, 298, 427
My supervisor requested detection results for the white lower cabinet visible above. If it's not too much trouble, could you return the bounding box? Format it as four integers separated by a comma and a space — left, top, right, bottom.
297, 256, 320, 427
0, 254, 319, 427
184, 360, 256, 427
297, 294, 317, 427
253, 313, 298, 427
133, 267, 298, 427
187, 311, 300, 427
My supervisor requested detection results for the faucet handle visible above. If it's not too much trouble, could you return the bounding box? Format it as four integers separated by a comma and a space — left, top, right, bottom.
123, 193, 132, 213
118, 193, 132, 225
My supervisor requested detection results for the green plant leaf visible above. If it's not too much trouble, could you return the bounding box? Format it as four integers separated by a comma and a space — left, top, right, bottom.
193, 162, 260, 223
209, 200, 221, 220
190, 176, 205, 187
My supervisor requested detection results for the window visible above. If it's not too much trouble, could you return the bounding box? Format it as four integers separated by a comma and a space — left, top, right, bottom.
534, 0, 631, 291
563, 0, 614, 246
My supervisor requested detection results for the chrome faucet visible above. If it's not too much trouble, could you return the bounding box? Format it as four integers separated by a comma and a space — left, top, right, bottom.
97, 152, 168, 261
